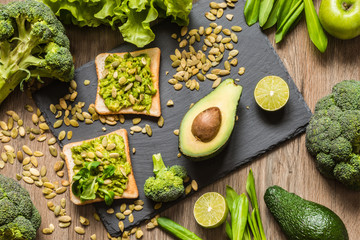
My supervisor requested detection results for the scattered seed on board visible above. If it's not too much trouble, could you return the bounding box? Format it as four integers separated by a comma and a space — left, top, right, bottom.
116, 212, 125, 220
166, 100, 174, 106
173, 129, 179, 136
132, 148, 136, 154
238, 67, 245, 75
84, 80, 90, 86
154, 202, 162, 210
157, 116, 164, 128
132, 118, 142, 125
93, 213, 100, 221
107, 208, 115, 214
80, 216, 90, 226
90, 234, 97, 240
119, 221, 125, 232
128, 214, 134, 223
74, 226, 85, 235
22, 145, 33, 156
59, 216, 72, 223
191, 180, 198, 191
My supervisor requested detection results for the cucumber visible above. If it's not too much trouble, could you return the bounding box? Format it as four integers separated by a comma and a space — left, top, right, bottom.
157, 217, 202, 240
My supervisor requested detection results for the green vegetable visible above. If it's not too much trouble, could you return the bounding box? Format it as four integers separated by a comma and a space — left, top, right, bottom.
39, 0, 192, 48
276, 0, 294, 29
275, 1, 304, 43
259, 0, 275, 27
226, 169, 267, 240
71, 134, 131, 205
262, 0, 281, 29
244, 0, 261, 26
0, 174, 41, 240
0, 0, 74, 104
99, 53, 156, 112
157, 217, 202, 240
303, 0, 328, 53
306, 80, 360, 190
264, 185, 348, 240
246, 169, 266, 240
144, 153, 187, 202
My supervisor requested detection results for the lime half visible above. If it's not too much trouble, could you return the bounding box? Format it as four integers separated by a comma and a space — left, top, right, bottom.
254, 76, 290, 111
193, 192, 228, 228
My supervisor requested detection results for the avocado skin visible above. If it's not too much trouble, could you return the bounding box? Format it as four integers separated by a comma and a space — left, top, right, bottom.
264, 185, 349, 240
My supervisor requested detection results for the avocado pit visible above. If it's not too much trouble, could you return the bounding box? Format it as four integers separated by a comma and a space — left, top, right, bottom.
191, 107, 222, 142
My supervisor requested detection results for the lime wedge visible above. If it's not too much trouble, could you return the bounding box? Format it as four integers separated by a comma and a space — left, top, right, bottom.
254, 76, 290, 111
193, 192, 228, 228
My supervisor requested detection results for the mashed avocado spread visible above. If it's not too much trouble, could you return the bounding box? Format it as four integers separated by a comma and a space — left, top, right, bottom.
71, 133, 131, 205
99, 53, 157, 112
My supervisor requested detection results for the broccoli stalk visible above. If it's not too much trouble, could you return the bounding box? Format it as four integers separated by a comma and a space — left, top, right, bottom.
0, 0, 74, 104
144, 153, 187, 202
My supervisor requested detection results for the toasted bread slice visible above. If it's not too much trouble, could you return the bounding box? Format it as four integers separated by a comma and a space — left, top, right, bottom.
62, 129, 138, 205
95, 47, 161, 117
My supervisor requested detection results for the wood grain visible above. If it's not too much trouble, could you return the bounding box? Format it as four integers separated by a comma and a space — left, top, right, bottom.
0, 0, 359, 239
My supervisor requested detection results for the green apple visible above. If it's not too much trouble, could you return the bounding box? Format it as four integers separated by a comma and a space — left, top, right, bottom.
319, 0, 360, 40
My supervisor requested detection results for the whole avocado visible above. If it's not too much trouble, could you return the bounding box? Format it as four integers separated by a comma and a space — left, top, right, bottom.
264, 185, 348, 240
0, 174, 41, 240
306, 80, 360, 190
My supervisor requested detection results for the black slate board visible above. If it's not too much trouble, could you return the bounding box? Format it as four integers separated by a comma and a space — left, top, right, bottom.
33, 0, 312, 237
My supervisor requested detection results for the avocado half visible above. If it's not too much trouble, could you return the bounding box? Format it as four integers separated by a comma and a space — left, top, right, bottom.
179, 79, 242, 161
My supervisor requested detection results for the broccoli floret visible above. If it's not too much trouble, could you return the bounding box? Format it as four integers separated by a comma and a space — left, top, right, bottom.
0, 0, 74, 104
0, 174, 41, 240
144, 153, 187, 202
306, 80, 360, 190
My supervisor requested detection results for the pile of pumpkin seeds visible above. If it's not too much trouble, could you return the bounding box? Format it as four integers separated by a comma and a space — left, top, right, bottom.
168, 0, 245, 91
48, 79, 164, 140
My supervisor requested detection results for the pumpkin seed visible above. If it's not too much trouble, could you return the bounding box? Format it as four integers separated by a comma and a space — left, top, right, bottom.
107, 208, 115, 214
185, 184, 192, 195
23, 177, 34, 184
134, 205, 143, 211
30, 168, 40, 176
180, 26, 188, 37
34, 151, 44, 157
129, 214, 134, 223
174, 83, 183, 90
58, 131, 66, 141
212, 78, 222, 88
54, 161, 64, 172
42, 228, 53, 234
109, 153, 119, 158
48, 137, 56, 145
17, 127, 25, 137
157, 116, 164, 128
154, 203, 162, 210
118, 221, 125, 232
145, 124, 152, 137
123, 209, 132, 216
132, 118, 142, 125
74, 226, 85, 235
191, 180, 198, 191
120, 203, 127, 213
130, 126, 142, 133
22, 145, 33, 156
135, 229, 143, 239
0, 161, 4, 169
59, 216, 72, 223
226, 14, 234, 21
132, 147, 136, 154
61, 180, 70, 187
238, 67, 245, 75
56, 187, 67, 194
146, 222, 155, 230
205, 12, 216, 21
217, 8, 224, 18
70, 119, 79, 127
49, 146, 58, 157
53, 120, 63, 129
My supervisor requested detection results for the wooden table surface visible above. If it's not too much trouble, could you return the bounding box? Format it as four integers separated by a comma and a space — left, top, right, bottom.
1, 0, 360, 239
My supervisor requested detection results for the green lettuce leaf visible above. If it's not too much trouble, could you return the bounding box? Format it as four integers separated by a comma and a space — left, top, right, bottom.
39, 0, 192, 47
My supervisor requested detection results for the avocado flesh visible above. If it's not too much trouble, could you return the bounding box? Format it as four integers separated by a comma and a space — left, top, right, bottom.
264, 185, 349, 240
179, 79, 242, 160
